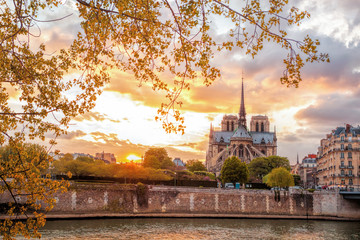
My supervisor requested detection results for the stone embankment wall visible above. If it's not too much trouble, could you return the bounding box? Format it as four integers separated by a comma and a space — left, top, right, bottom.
1, 183, 359, 220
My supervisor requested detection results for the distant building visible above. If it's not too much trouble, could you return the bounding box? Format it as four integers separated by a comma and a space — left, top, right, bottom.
72, 152, 94, 159
317, 124, 360, 189
206, 78, 277, 175
95, 152, 116, 164
299, 154, 317, 188
173, 158, 185, 167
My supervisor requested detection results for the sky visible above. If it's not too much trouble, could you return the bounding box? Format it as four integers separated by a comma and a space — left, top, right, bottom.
12, 0, 360, 164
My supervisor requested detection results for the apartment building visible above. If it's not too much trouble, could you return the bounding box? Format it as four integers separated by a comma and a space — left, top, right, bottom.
317, 124, 360, 189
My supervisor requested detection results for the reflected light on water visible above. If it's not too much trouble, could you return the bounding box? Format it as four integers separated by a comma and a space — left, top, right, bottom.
32, 218, 360, 240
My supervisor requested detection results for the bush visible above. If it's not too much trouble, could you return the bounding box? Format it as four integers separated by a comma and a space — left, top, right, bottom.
307, 189, 315, 193
194, 171, 216, 180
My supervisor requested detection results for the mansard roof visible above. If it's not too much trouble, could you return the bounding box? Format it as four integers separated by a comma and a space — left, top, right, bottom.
250, 132, 275, 144
334, 127, 345, 135
332, 126, 360, 137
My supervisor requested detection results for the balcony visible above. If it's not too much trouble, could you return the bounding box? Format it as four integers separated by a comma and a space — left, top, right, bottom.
338, 174, 346, 177
339, 165, 346, 169
347, 165, 354, 169
348, 174, 354, 177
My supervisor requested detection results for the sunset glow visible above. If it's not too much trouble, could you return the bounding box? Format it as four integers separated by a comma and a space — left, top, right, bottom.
126, 154, 142, 162
45, 0, 360, 165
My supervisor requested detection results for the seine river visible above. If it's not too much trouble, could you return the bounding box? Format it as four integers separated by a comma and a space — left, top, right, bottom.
31, 218, 360, 240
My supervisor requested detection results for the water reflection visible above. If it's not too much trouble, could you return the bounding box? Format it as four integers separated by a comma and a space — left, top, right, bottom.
28, 218, 360, 239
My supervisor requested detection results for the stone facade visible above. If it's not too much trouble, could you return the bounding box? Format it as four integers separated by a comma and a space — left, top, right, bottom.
317, 124, 360, 189
2, 184, 357, 220
299, 154, 317, 188
206, 79, 277, 175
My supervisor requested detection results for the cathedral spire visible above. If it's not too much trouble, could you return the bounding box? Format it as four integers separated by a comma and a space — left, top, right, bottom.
239, 73, 246, 128
297, 153, 299, 164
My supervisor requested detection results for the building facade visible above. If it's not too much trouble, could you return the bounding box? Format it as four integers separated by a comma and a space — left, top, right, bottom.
206, 79, 277, 175
299, 154, 317, 188
317, 124, 360, 189
95, 152, 117, 164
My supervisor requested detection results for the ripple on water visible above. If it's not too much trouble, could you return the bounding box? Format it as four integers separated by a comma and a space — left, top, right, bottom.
18, 218, 360, 240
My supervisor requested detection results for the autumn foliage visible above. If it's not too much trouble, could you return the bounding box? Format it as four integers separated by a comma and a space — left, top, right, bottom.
1, 0, 328, 238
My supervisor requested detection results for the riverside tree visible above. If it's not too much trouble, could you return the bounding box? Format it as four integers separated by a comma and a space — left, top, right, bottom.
1, 0, 328, 238
143, 148, 174, 169
265, 167, 294, 188
220, 156, 249, 186
248, 156, 291, 181
186, 160, 207, 172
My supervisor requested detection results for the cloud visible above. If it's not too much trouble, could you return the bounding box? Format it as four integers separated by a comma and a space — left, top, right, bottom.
294, 93, 360, 127
53, 131, 206, 162
73, 111, 121, 123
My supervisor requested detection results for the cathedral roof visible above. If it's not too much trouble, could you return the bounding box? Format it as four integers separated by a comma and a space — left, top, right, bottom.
213, 131, 233, 143
250, 132, 275, 144
231, 125, 251, 139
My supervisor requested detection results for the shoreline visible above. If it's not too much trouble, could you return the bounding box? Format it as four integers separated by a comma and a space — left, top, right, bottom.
2, 213, 357, 222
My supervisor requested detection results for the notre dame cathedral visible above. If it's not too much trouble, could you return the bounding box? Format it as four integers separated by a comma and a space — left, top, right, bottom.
206, 79, 277, 175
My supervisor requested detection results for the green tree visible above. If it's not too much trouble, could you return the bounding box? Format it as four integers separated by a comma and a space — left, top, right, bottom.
267, 156, 291, 171
265, 167, 294, 188
76, 156, 95, 163
248, 156, 290, 181
143, 148, 174, 169
220, 156, 249, 186
248, 157, 269, 181
186, 160, 207, 172
1, 0, 328, 238
292, 174, 301, 186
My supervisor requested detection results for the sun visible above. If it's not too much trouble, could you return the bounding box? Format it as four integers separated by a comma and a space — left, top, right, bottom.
126, 154, 142, 162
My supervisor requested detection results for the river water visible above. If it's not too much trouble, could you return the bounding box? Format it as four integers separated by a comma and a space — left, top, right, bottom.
33, 218, 360, 240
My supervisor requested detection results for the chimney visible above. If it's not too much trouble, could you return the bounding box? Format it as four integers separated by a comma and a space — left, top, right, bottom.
346, 124, 351, 133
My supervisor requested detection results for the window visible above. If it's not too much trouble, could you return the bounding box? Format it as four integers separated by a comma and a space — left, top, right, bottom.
341, 179, 345, 185
261, 122, 264, 132
348, 144, 352, 149
349, 179, 353, 185
349, 161, 352, 167
341, 144, 344, 150
341, 136, 344, 141
256, 122, 259, 132
349, 170, 352, 176
226, 121, 229, 131
231, 121, 234, 131
340, 152, 344, 159
341, 161, 344, 166
348, 152, 352, 158
341, 170, 345, 175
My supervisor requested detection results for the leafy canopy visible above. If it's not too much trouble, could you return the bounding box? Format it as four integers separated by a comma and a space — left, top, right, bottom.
143, 148, 174, 169
220, 156, 249, 185
186, 159, 207, 172
1, 0, 327, 238
248, 155, 290, 181
265, 167, 294, 188
0, 144, 68, 239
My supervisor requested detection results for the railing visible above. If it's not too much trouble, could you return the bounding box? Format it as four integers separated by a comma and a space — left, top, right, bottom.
339, 165, 346, 169
347, 165, 354, 169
